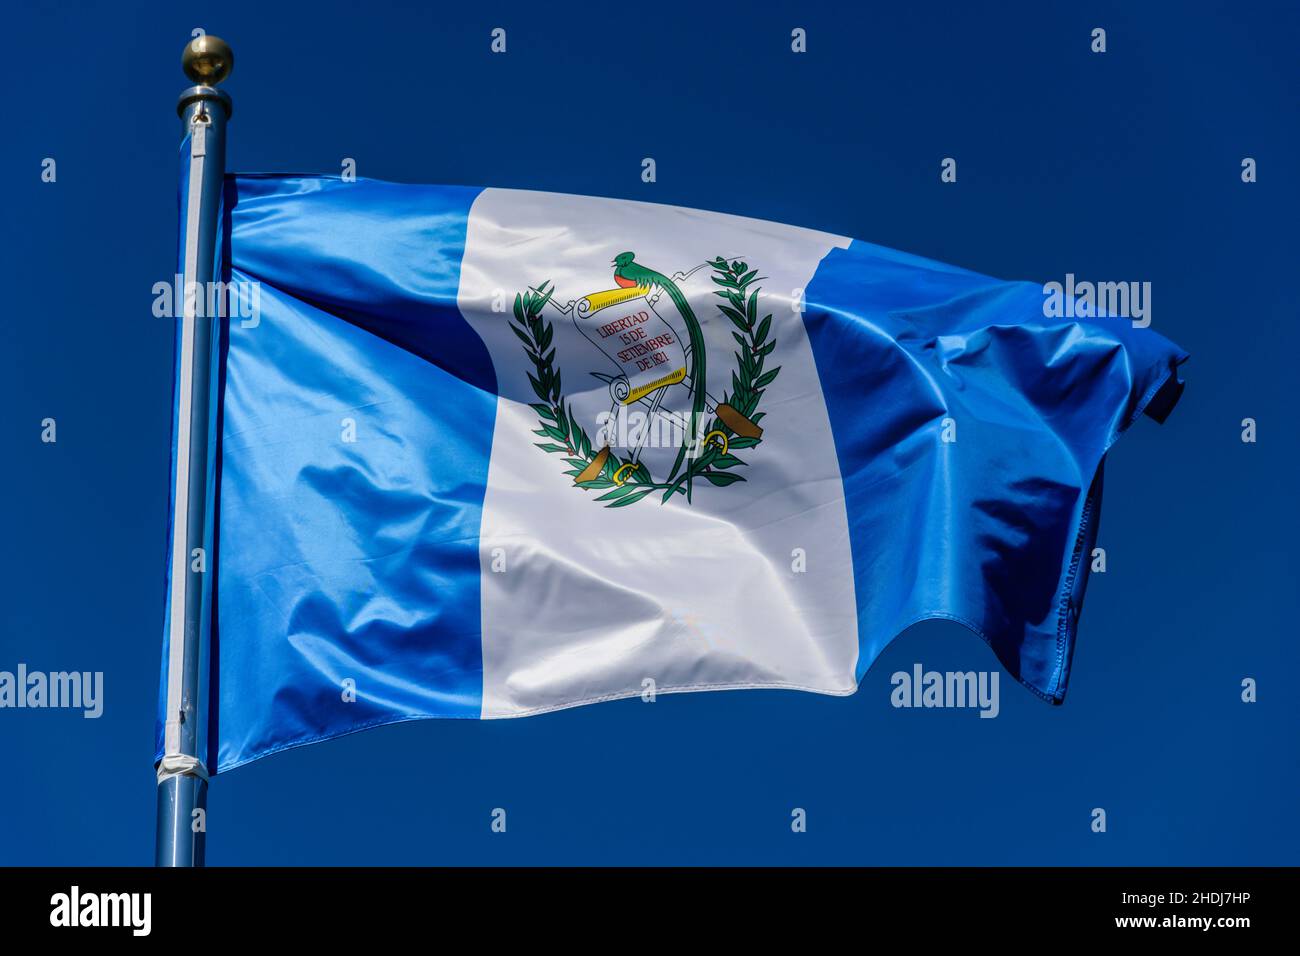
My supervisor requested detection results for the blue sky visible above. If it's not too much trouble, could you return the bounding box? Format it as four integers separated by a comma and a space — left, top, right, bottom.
0, 0, 1296, 864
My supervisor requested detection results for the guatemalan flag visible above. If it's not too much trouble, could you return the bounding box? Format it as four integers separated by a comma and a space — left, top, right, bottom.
157, 176, 1187, 773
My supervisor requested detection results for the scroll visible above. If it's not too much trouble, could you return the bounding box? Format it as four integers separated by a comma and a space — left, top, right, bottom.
573, 286, 688, 406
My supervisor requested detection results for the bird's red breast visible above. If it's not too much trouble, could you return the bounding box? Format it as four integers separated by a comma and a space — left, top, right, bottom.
614, 274, 638, 289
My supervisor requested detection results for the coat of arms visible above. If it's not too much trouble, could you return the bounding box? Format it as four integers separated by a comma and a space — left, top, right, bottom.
510, 254, 780, 507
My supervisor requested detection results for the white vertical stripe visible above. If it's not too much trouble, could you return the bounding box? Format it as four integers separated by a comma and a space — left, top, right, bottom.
457, 190, 858, 717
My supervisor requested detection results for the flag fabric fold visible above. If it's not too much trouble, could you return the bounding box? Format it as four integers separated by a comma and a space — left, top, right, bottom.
157, 175, 1187, 773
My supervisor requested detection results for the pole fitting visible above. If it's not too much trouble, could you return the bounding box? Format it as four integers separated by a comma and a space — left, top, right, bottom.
157, 753, 210, 784
182, 35, 234, 86
178, 36, 234, 118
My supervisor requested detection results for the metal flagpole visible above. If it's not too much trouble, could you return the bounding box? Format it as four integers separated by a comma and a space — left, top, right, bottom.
155, 35, 234, 868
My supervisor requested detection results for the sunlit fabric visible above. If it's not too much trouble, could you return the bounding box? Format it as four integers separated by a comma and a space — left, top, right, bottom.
156, 175, 1187, 773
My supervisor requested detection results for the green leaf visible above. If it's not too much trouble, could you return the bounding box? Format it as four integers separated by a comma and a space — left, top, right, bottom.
510, 323, 534, 348
528, 373, 549, 402
534, 442, 568, 453
607, 488, 653, 508
754, 315, 771, 347
754, 367, 781, 389
703, 471, 746, 486
661, 475, 689, 503
595, 483, 643, 502
692, 445, 719, 470
727, 436, 759, 450
711, 454, 747, 469
531, 403, 556, 420
667, 442, 688, 482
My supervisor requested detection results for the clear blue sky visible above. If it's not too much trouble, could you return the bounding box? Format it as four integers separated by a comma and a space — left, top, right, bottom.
1, 0, 1295, 864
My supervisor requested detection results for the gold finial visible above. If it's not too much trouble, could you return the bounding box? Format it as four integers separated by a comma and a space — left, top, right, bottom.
182, 35, 234, 86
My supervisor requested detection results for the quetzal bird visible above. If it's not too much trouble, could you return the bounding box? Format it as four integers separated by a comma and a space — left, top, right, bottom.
612, 251, 707, 498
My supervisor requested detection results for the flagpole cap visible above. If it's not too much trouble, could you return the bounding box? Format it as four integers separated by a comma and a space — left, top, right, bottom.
182, 35, 234, 86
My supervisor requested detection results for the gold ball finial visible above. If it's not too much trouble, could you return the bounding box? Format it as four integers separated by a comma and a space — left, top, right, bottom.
182, 35, 234, 86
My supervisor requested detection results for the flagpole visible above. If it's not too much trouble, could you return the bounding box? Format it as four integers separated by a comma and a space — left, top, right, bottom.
155, 35, 233, 868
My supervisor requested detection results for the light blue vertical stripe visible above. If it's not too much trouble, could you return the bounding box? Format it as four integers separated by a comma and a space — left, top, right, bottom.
205, 178, 492, 772
801, 240, 1186, 700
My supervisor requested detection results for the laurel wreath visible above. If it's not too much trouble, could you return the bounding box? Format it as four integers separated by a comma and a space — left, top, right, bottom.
511, 257, 780, 508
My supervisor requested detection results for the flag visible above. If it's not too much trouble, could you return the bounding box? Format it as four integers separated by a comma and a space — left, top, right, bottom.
157, 176, 1187, 773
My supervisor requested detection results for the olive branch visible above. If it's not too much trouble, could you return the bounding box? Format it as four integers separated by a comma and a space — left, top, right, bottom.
658, 257, 780, 501
511, 282, 658, 508
510, 257, 780, 508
